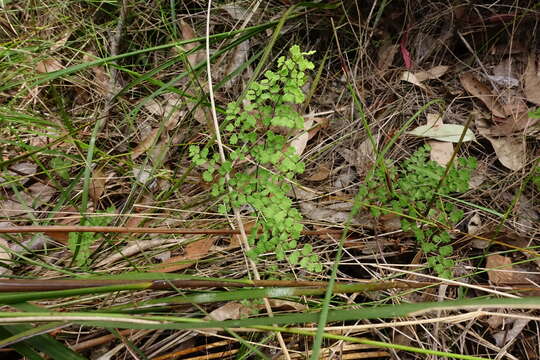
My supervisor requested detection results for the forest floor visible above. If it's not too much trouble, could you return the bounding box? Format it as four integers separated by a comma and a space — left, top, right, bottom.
0, 1, 539, 359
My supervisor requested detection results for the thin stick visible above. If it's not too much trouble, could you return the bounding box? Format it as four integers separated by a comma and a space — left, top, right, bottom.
0, 226, 344, 236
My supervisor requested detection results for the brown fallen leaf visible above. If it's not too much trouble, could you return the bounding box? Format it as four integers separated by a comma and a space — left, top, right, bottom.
221, 4, 250, 20
125, 193, 155, 228
203, 301, 252, 335
467, 212, 483, 236
307, 117, 328, 140
486, 254, 515, 285
300, 201, 374, 228
44, 206, 80, 244
0, 182, 57, 218
488, 111, 538, 136
229, 221, 255, 250
355, 138, 376, 176
177, 20, 210, 128
266, 299, 307, 311
207, 302, 252, 321
492, 318, 530, 347
81, 51, 115, 96
377, 41, 398, 72
290, 119, 313, 156
36, 58, 64, 73
180, 19, 203, 68
151, 237, 215, 272
426, 113, 454, 166
400, 71, 427, 90
0, 182, 55, 218
92, 64, 110, 93
50, 31, 72, 51
131, 128, 160, 160
486, 136, 526, 171
0, 162, 37, 186
524, 53, 540, 105
147, 132, 171, 165
89, 168, 107, 203
460, 73, 506, 118
476, 118, 526, 170
0, 200, 28, 218
223, 39, 250, 89
413, 65, 449, 82
96, 238, 180, 267
305, 163, 331, 181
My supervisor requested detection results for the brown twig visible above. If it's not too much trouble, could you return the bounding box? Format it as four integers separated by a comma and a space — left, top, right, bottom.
0, 225, 346, 236
0, 278, 429, 292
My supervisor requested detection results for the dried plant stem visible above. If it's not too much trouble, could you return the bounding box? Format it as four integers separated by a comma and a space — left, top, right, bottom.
0, 225, 344, 236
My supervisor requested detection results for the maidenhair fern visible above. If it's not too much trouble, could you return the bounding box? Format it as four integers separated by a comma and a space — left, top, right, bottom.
190, 46, 322, 272
358, 145, 477, 278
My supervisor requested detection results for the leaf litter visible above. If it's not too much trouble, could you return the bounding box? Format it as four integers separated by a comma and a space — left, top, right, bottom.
3, 3, 540, 359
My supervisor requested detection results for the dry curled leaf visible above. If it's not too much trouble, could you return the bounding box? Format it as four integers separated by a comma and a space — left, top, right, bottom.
460, 73, 506, 118
377, 42, 398, 71
44, 206, 79, 243
300, 201, 374, 228
221, 4, 250, 20
487, 111, 538, 136
96, 238, 180, 267
0, 162, 37, 186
